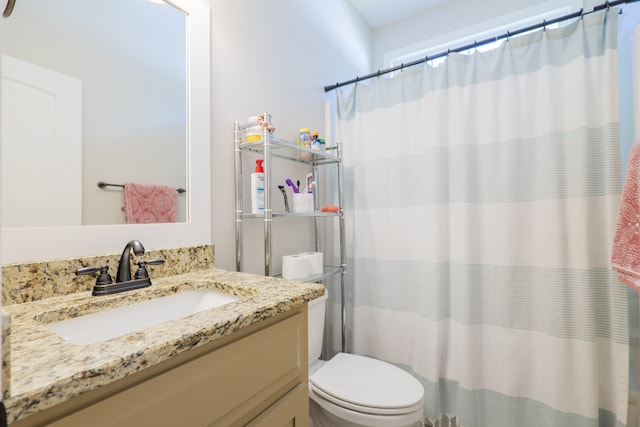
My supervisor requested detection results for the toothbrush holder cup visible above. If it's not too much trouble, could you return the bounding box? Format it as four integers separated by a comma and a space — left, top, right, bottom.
292, 193, 314, 213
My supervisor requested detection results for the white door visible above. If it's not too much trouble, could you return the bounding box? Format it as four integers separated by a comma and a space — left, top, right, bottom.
1, 55, 82, 227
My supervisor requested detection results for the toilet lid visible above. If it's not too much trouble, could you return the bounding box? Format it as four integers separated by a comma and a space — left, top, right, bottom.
309, 353, 424, 415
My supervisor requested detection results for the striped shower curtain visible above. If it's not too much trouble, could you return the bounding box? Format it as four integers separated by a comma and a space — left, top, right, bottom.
336, 9, 629, 427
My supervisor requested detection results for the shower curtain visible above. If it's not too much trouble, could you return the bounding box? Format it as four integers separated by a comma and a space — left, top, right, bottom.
336, 9, 629, 427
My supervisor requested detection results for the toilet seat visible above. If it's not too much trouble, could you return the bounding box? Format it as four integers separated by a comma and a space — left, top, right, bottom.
309, 353, 424, 416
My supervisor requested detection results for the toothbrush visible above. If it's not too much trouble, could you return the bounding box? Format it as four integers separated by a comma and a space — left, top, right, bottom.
306, 173, 313, 193
285, 179, 299, 193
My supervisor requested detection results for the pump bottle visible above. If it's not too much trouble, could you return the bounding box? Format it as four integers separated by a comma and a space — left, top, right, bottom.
250, 159, 265, 214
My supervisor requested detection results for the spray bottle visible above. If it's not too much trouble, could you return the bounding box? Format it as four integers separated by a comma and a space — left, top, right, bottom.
250, 159, 265, 214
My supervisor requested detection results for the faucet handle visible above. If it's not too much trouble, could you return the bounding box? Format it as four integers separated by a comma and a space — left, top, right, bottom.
75, 265, 113, 286
134, 258, 165, 280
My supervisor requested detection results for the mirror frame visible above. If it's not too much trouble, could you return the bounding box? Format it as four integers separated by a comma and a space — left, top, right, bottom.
1, 0, 211, 264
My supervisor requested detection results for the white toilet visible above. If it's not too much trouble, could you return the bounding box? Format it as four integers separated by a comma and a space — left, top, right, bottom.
308, 291, 425, 427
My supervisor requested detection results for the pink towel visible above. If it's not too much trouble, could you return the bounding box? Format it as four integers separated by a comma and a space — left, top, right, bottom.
612, 141, 640, 291
122, 182, 177, 224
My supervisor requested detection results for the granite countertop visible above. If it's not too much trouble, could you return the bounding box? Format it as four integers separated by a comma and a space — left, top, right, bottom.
2, 268, 325, 424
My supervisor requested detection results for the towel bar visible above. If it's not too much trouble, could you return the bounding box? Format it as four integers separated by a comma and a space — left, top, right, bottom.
97, 181, 186, 194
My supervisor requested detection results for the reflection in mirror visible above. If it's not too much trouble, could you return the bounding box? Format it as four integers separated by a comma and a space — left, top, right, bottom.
1, 0, 211, 265
1, 0, 187, 227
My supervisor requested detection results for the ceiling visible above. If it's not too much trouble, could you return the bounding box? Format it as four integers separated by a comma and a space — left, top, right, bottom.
347, 0, 450, 29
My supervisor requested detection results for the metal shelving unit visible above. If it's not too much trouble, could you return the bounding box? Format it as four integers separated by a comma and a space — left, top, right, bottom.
234, 112, 347, 352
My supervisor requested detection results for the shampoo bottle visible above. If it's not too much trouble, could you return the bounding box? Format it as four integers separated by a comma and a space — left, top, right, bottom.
251, 159, 265, 214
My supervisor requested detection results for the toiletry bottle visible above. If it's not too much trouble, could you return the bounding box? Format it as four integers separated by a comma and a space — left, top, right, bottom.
298, 128, 311, 148
311, 131, 321, 150
251, 159, 265, 214
298, 128, 312, 160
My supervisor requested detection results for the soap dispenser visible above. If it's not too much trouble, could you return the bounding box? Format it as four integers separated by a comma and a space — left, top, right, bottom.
250, 159, 265, 214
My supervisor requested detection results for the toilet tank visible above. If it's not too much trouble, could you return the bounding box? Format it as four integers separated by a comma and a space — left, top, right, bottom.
308, 290, 328, 364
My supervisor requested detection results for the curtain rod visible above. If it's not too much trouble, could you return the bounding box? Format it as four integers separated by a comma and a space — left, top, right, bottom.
324, 0, 638, 92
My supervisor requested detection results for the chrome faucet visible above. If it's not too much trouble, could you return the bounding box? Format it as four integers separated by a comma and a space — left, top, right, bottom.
116, 239, 146, 282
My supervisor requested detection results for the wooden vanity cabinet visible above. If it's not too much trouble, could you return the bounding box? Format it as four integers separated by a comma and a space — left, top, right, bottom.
12, 305, 309, 427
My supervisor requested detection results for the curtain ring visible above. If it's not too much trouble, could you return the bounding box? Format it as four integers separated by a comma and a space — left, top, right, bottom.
3, 0, 16, 17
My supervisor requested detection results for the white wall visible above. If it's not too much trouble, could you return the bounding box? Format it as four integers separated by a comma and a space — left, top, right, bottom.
209, 0, 371, 273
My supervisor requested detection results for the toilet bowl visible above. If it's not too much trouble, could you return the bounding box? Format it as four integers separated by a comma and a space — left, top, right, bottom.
308, 292, 424, 427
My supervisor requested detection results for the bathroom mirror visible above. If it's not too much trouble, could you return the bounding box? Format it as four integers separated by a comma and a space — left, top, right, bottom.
2, 0, 187, 227
0, 0, 211, 263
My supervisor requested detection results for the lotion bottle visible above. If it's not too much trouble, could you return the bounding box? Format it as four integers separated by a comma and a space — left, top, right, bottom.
250, 159, 265, 214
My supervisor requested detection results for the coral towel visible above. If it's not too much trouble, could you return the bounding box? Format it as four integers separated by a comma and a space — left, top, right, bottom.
612, 141, 640, 291
122, 182, 177, 224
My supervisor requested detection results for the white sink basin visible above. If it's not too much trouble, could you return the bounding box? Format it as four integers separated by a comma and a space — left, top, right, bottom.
46, 290, 241, 345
